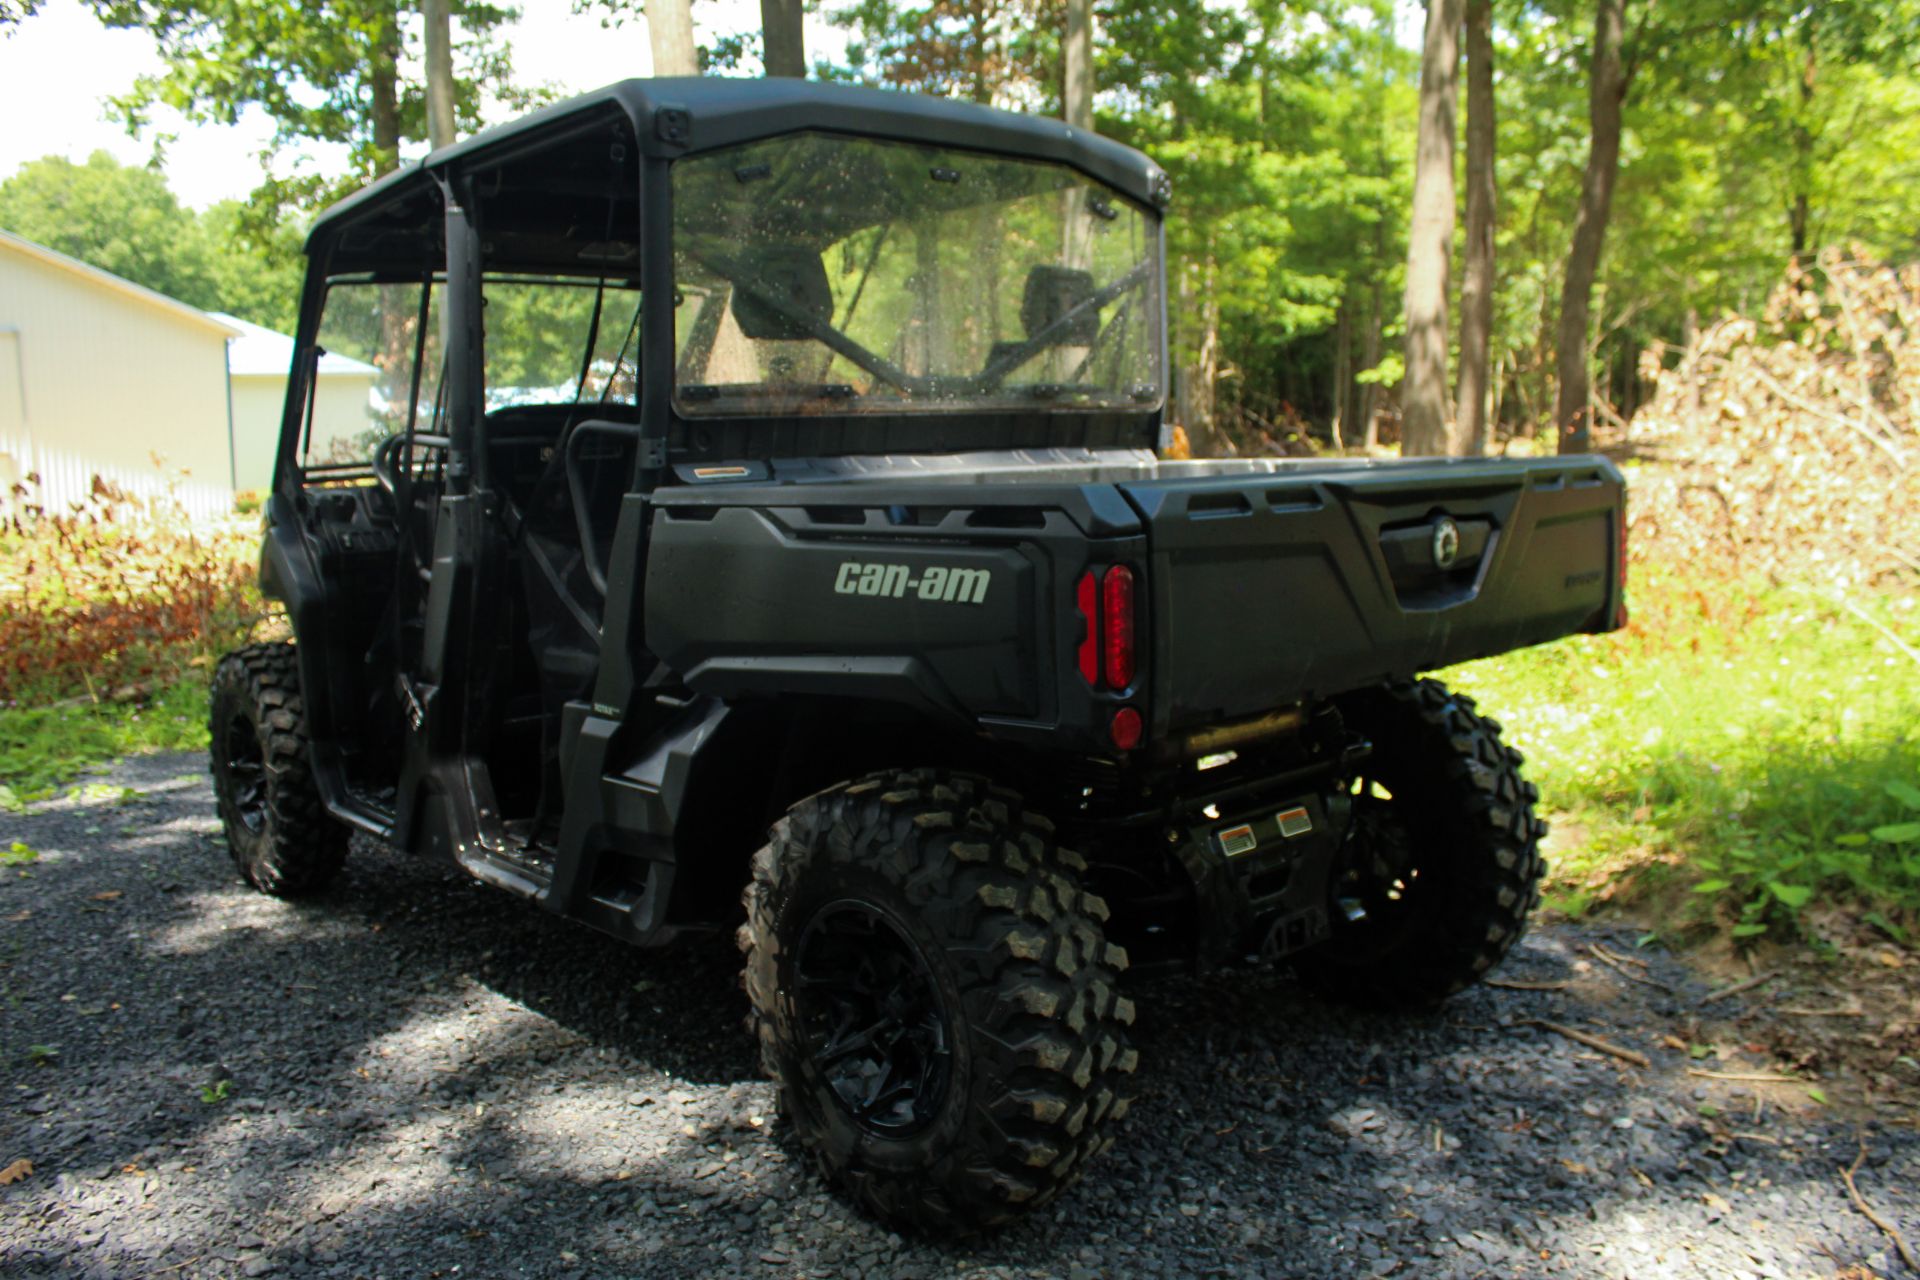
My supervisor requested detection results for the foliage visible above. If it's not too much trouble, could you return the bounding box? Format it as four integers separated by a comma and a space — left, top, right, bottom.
0, 487, 266, 743
84, 0, 529, 220
1446, 562, 1920, 944
0, 151, 301, 330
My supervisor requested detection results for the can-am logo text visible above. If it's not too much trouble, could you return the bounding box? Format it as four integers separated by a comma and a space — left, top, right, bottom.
834, 561, 992, 605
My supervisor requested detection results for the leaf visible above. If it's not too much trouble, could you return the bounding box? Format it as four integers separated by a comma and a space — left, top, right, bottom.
1692, 879, 1732, 894
1870, 822, 1920, 844
1834, 833, 1870, 847
89, 890, 123, 902
1886, 780, 1920, 811
2, 842, 38, 866
1864, 912, 1910, 943
1731, 923, 1768, 938
0, 1158, 31, 1185
1688, 1043, 1711, 1059
0, 784, 23, 813
1767, 882, 1814, 909
1635, 932, 1659, 949
1806, 1086, 1829, 1105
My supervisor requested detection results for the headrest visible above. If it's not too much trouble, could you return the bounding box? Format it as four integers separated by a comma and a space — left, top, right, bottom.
1021, 266, 1098, 344
730, 247, 833, 340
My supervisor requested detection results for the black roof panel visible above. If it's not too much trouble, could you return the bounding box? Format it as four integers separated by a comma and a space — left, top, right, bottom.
307, 77, 1167, 256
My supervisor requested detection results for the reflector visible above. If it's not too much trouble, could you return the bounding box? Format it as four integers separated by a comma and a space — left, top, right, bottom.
1102, 565, 1135, 689
1075, 570, 1099, 685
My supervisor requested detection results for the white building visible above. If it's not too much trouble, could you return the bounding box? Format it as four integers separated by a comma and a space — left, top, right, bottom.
1, 227, 240, 519
217, 313, 378, 495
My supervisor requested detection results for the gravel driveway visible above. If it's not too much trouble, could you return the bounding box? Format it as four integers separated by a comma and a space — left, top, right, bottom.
3, 751, 1916, 1279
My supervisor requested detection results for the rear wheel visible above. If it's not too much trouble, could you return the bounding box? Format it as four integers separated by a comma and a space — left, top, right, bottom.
1293, 678, 1545, 1008
208, 643, 347, 895
740, 769, 1137, 1237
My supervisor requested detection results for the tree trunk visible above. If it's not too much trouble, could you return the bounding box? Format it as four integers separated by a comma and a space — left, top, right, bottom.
368, 13, 402, 175
1361, 279, 1383, 452
1330, 298, 1350, 451
1789, 21, 1816, 269
1063, 0, 1093, 131
1401, 0, 1462, 457
648, 0, 698, 76
1555, 0, 1625, 454
1455, 0, 1495, 457
760, 0, 805, 77
423, 0, 456, 151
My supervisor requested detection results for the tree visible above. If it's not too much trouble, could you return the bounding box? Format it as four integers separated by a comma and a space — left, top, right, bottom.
1554, 0, 1624, 454
0, 1, 42, 28
425, 0, 457, 150
1063, 0, 1091, 130
0, 152, 218, 304
0, 152, 301, 330
84, 1, 522, 219
1455, 0, 1494, 455
648, 0, 697, 74
1401, 0, 1461, 457
829, 0, 1044, 105
762, 0, 805, 76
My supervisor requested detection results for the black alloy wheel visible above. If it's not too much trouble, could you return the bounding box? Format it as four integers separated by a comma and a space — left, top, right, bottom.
740, 768, 1138, 1236
207, 643, 348, 895
222, 713, 269, 834
1292, 678, 1546, 1009
794, 899, 953, 1136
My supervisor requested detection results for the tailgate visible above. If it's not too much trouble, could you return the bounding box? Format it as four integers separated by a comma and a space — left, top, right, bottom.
1122, 457, 1625, 736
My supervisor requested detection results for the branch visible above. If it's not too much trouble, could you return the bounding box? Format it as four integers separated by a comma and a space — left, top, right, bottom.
1842, 1133, 1919, 1274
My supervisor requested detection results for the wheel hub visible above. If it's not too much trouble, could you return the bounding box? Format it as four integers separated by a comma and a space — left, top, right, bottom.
224, 715, 267, 834
792, 899, 953, 1136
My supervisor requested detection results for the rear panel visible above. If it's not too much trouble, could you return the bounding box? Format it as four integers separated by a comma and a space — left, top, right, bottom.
1120, 458, 1624, 737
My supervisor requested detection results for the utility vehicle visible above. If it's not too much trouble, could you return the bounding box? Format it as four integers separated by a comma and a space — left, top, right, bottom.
209, 78, 1626, 1236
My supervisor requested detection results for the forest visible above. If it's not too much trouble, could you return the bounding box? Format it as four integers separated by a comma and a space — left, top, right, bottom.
4, 1, 1919, 461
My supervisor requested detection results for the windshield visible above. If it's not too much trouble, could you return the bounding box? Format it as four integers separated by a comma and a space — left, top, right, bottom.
672, 132, 1162, 417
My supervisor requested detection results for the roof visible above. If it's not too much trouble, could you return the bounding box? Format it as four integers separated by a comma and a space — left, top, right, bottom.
0, 228, 242, 339
308, 77, 1169, 253
214, 313, 378, 379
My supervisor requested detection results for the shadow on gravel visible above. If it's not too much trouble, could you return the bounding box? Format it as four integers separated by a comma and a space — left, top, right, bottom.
4, 752, 1917, 1280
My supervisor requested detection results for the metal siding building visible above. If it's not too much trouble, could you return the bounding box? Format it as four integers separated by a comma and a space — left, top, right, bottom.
218, 313, 378, 494
0, 228, 240, 520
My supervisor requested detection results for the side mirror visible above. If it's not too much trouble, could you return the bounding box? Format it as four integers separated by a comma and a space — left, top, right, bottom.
730, 246, 833, 341
1020, 266, 1098, 345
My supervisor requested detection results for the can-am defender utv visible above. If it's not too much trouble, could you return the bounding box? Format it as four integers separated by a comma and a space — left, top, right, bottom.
208, 78, 1627, 1236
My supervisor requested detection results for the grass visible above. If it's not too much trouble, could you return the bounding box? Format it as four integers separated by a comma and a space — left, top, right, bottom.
0, 679, 213, 804
1444, 565, 1920, 944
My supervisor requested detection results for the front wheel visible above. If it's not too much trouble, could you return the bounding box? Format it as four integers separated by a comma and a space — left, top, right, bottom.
208, 643, 348, 895
1293, 678, 1546, 1009
740, 769, 1137, 1237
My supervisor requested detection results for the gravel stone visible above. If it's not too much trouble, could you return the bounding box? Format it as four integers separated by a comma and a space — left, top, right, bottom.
2, 751, 1916, 1278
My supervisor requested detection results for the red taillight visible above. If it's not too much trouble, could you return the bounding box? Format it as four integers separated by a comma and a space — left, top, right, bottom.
1075, 570, 1100, 685
1110, 706, 1143, 751
1102, 565, 1136, 689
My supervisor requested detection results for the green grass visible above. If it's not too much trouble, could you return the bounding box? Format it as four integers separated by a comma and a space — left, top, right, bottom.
1443, 567, 1920, 944
0, 677, 211, 805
